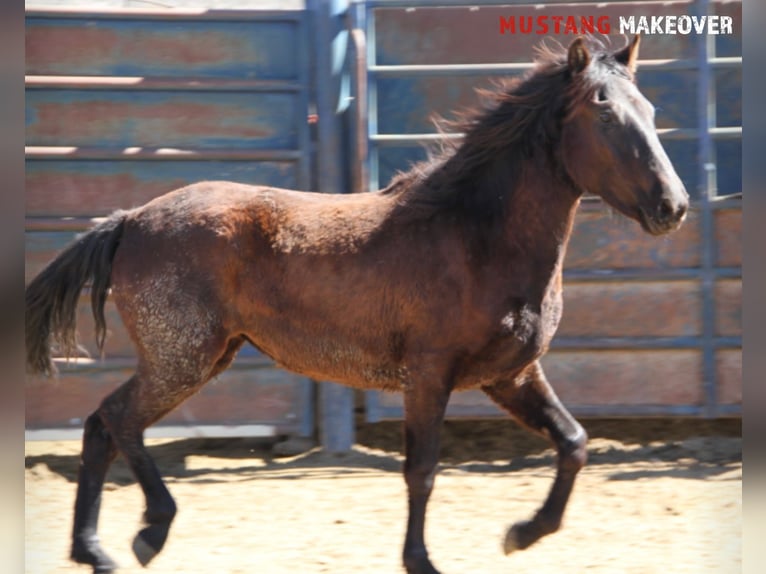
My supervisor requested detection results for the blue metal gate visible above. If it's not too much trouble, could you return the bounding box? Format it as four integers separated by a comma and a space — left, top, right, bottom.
25, 1, 742, 449
349, 0, 742, 424
25, 5, 316, 439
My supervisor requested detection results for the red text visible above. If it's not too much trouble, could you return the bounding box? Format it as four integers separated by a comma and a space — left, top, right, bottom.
499, 15, 612, 35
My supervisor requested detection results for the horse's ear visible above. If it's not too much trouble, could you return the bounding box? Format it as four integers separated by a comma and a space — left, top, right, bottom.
615, 34, 641, 75
567, 37, 591, 75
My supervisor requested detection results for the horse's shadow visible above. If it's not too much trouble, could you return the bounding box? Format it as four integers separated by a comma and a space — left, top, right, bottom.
25, 438, 405, 487
26, 424, 742, 486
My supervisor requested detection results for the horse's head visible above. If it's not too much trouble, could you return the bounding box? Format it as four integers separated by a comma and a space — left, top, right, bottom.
561, 36, 689, 235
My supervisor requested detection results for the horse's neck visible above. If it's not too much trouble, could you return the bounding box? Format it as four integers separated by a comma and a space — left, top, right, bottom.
500, 162, 581, 281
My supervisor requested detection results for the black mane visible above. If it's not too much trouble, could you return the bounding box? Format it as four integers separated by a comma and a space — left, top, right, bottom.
384, 38, 633, 223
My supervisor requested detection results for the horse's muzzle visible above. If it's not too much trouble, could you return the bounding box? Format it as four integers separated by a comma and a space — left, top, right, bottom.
639, 192, 689, 235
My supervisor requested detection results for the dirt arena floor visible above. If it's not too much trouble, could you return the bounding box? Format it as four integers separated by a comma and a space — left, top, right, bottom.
25, 418, 741, 574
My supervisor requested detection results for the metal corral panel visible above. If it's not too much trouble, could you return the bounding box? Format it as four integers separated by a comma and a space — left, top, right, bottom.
26, 17, 303, 79
26, 89, 300, 149
26, 160, 300, 218
368, 1, 740, 197
26, 361, 313, 438
25, 7, 314, 438
366, 198, 742, 421
361, 1, 741, 420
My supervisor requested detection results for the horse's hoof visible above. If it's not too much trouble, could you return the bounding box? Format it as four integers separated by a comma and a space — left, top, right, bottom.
132, 533, 159, 567
93, 562, 119, 574
132, 522, 171, 566
503, 522, 528, 555
403, 552, 441, 574
71, 539, 119, 573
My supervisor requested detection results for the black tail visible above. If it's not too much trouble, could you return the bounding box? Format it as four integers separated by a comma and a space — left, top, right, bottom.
25, 211, 128, 377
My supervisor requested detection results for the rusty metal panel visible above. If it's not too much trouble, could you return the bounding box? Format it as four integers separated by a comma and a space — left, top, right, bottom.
374, 75, 699, 195
176, 367, 310, 428
374, 3, 699, 66
26, 89, 299, 149
362, 1, 740, 423
25, 362, 311, 434
26, 160, 298, 218
564, 208, 701, 270
26, 364, 135, 429
715, 207, 741, 267
715, 279, 741, 337
368, 2, 742, 198
558, 281, 701, 338
26, 17, 302, 79
716, 349, 741, 405
25, 7, 315, 439
543, 350, 703, 405
369, 389, 496, 420
25, 230, 75, 283
368, 349, 703, 420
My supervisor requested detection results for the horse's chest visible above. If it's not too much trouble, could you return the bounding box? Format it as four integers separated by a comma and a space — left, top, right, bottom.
456, 294, 563, 388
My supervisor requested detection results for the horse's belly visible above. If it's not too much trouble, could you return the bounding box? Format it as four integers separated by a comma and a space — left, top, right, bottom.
246, 326, 406, 391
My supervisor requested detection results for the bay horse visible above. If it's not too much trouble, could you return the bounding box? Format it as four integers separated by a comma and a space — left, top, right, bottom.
26, 36, 688, 574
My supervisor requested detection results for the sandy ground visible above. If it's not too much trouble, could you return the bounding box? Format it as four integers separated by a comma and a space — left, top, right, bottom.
25, 419, 741, 574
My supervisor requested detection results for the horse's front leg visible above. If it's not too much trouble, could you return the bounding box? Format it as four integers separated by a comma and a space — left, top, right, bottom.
401, 376, 451, 574
482, 361, 587, 554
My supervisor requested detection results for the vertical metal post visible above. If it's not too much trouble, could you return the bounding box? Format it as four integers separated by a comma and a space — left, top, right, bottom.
296, 10, 313, 191
309, 0, 356, 451
349, 0, 369, 194
695, 0, 718, 417
366, 4, 379, 192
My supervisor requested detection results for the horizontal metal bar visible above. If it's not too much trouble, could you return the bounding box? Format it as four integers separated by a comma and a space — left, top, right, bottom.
550, 336, 741, 350
25, 146, 303, 161
371, 62, 533, 76
369, 57, 741, 77
370, 126, 741, 146
366, 399, 728, 422
25, 76, 304, 93
562, 267, 742, 282
711, 404, 743, 417
364, 0, 656, 7
26, 424, 278, 441
707, 56, 744, 70
46, 355, 279, 373
658, 127, 742, 140
26, 7, 305, 22
578, 193, 741, 211
567, 404, 714, 418
370, 133, 458, 145
25, 216, 106, 232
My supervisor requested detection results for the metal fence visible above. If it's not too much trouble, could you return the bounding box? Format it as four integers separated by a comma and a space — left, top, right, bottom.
25, 5, 317, 440
25, 1, 742, 449
346, 0, 741, 425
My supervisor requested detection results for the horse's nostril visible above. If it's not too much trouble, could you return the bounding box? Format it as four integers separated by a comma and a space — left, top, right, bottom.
659, 198, 674, 221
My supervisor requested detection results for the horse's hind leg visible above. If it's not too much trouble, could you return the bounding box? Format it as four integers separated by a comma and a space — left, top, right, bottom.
70, 372, 191, 573
71, 330, 243, 573
70, 412, 119, 573
482, 361, 587, 554
99, 373, 185, 567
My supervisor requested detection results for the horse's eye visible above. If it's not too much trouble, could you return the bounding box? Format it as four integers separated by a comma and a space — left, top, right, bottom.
599, 110, 612, 123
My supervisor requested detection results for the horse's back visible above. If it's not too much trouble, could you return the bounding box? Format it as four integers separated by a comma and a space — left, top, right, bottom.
106, 181, 411, 384
124, 180, 390, 245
